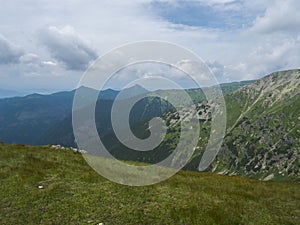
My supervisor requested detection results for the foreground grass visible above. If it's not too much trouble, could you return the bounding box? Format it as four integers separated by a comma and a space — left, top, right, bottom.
0, 143, 299, 224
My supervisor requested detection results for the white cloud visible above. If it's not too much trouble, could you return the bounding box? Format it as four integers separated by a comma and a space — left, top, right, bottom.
38, 26, 98, 70
0, 34, 24, 64
221, 37, 300, 81
156, 0, 236, 6
41, 61, 58, 66
19, 53, 39, 65
199, 0, 237, 5
249, 38, 300, 72
0, 0, 299, 91
175, 59, 211, 81
250, 0, 300, 34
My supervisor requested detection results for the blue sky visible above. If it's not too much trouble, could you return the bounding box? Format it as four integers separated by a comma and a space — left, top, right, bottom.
0, 0, 300, 92
149, 0, 258, 29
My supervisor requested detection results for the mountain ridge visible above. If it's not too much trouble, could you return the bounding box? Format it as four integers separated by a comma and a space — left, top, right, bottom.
101, 69, 300, 181
0, 80, 252, 145
1, 70, 298, 181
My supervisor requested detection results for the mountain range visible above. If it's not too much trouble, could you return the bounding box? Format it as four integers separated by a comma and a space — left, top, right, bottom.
0, 88, 28, 99
96, 70, 300, 181
0, 81, 250, 145
0, 70, 299, 181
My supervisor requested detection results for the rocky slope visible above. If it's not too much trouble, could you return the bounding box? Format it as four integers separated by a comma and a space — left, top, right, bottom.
106, 70, 300, 181
215, 69, 300, 180
173, 70, 300, 180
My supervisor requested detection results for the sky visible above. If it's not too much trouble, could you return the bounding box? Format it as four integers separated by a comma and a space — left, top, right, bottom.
0, 0, 300, 92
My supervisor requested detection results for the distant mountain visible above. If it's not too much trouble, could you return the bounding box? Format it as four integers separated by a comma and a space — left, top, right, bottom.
116, 84, 149, 99
98, 88, 118, 100
40, 81, 252, 147
0, 85, 149, 145
43, 95, 174, 147
0, 88, 62, 99
0, 89, 28, 99
0, 81, 251, 146
0, 90, 74, 144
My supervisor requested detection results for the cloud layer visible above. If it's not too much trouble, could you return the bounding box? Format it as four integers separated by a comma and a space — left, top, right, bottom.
250, 0, 300, 34
39, 26, 98, 70
0, 0, 299, 91
0, 35, 24, 64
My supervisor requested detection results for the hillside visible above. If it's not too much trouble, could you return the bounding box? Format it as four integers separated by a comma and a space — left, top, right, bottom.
214, 70, 300, 179
105, 70, 300, 181
0, 142, 299, 224
184, 70, 300, 180
197, 70, 298, 180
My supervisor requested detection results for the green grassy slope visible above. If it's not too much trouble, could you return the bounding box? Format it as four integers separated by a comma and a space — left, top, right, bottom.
0, 143, 299, 225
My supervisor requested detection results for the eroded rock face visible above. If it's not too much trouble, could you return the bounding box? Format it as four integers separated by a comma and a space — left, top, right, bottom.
211, 70, 300, 180
165, 70, 300, 180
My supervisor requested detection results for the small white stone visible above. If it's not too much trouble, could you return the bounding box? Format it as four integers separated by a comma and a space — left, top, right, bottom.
263, 174, 274, 181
